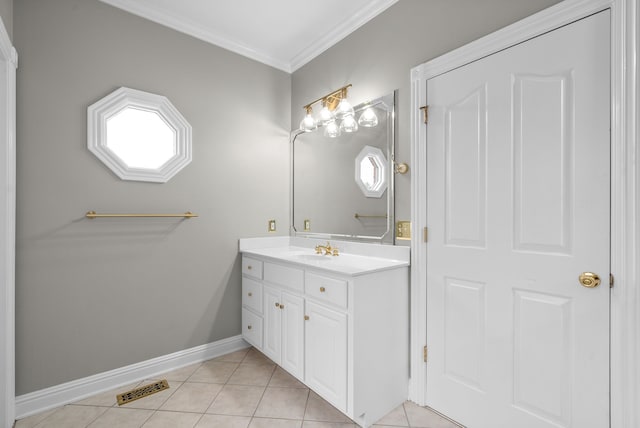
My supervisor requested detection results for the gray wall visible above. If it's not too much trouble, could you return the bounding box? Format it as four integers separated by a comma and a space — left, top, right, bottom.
0, 0, 11, 41
291, 0, 562, 230
14, 0, 290, 395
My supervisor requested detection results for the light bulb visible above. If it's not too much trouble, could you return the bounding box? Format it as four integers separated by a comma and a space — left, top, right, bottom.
335, 98, 354, 119
358, 107, 378, 127
324, 120, 341, 138
318, 105, 334, 125
339, 114, 358, 133
299, 112, 317, 132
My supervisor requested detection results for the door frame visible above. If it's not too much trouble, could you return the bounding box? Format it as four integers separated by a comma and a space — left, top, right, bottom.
409, 0, 639, 427
0, 15, 17, 428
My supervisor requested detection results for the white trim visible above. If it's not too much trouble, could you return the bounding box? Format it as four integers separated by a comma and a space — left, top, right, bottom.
288, 0, 399, 72
15, 335, 250, 420
87, 87, 192, 183
409, 1, 638, 428
0, 14, 16, 428
408, 68, 427, 404
98, 0, 397, 73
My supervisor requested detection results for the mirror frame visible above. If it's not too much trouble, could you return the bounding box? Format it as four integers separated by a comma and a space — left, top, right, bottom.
290, 91, 396, 243
87, 87, 192, 183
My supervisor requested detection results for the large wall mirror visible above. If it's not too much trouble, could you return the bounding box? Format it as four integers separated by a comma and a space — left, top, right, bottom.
87, 87, 192, 183
291, 92, 395, 243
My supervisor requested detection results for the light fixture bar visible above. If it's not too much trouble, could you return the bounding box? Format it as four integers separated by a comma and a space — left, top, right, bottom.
302, 84, 352, 112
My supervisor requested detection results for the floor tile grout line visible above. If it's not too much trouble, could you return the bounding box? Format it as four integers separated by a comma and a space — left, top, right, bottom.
402, 402, 412, 428
248, 357, 278, 422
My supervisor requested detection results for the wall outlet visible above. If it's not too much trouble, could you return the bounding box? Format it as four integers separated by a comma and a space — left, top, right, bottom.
304, 219, 311, 231
396, 221, 411, 240
268, 219, 276, 232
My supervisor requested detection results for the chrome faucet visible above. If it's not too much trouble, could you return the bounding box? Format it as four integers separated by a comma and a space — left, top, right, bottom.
315, 242, 339, 256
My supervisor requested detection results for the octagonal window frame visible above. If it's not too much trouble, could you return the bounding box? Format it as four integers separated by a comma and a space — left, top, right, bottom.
87, 87, 192, 183
355, 145, 388, 198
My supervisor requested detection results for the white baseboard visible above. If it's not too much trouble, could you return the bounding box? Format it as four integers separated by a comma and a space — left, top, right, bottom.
15, 335, 250, 419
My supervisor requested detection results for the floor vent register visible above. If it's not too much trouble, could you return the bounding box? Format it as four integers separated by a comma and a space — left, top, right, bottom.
116, 379, 169, 406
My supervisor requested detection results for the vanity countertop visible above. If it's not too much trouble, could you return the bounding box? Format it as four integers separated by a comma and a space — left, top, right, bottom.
239, 237, 409, 276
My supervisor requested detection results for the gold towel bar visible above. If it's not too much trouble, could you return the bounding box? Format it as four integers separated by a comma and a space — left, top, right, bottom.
86, 211, 198, 219
354, 213, 388, 219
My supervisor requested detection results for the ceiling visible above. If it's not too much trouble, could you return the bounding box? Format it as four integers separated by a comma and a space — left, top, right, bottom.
99, 0, 399, 73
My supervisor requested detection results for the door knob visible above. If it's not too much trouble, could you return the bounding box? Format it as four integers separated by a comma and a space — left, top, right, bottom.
579, 272, 601, 288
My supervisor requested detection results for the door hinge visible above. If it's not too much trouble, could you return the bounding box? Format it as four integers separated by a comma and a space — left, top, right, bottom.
424, 227, 428, 243
610, 273, 614, 288
420, 105, 429, 124
423, 345, 428, 363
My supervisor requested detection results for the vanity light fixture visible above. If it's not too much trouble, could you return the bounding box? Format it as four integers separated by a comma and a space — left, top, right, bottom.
324, 120, 341, 138
358, 107, 379, 127
300, 106, 318, 133
299, 84, 379, 138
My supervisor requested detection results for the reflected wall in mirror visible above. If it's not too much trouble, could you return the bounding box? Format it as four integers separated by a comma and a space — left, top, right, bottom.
87, 87, 192, 183
292, 92, 395, 243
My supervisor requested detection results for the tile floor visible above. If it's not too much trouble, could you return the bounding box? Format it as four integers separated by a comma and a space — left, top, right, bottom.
15, 347, 462, 428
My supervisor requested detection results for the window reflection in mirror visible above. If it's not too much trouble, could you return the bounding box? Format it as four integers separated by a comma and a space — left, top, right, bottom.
355, 145, 387, 197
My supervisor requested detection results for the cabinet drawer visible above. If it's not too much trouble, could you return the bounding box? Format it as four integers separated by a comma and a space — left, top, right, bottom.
242, 257, 263, 279
264, 262, 304, 293
242, 277, 263, 314
305, 272, 348, 308
242, 308, 263, 349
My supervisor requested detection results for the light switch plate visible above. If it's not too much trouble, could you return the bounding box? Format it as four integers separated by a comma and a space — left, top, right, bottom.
268, 219, 276, 232
396, 221, 411, 240
304, 219, 310, 231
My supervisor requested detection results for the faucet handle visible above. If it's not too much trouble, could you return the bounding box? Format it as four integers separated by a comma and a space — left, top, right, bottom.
332, 248, 339, 256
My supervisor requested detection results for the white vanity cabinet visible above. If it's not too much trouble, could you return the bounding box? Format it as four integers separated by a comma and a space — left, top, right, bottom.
263, 284, 305, 380
239, 242, 409, 428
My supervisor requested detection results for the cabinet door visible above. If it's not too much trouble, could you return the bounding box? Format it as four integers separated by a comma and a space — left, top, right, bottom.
305, 300, 348, 412
281, 291, 304, 380
263, 285, 282, 364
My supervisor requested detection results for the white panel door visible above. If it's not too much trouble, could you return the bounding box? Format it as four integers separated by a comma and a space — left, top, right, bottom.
426, 11, 609, 428
305, 300, 347, 412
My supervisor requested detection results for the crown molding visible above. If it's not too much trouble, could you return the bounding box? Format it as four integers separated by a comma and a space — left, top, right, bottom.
288, 0, 398, 72
99, 0, 397, 73
100, 0, 291, 71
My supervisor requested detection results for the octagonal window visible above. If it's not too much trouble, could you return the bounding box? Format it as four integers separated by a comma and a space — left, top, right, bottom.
355, 146, 388, 198
106, 107, 176, 169
88, 87, 192, 183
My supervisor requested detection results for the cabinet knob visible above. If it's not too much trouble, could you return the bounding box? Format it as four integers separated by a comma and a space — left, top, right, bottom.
248, 292, 253, 297
247, 265, 252, 270
247, 325, 252, 330
275, 302, 280, 307
304, 315, 310, 321
279, 304, 285, 309
320, 287, 326, 293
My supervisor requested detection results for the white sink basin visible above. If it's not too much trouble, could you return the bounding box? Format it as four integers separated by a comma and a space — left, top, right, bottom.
291, 254, 334, 262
